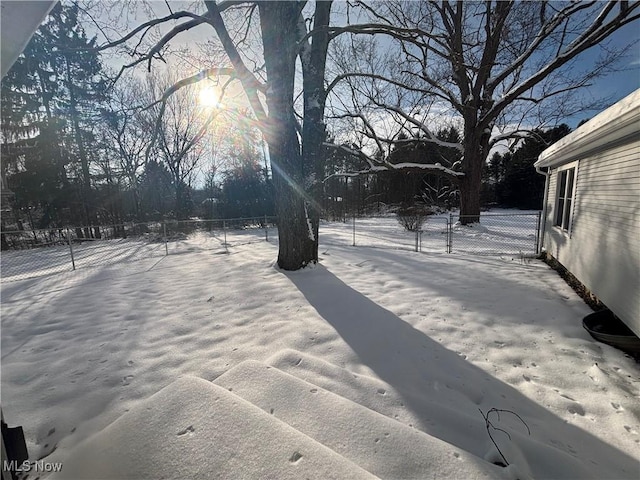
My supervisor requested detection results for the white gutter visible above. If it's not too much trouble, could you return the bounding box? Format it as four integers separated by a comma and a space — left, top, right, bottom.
534, 89, 640, 170
535, 164, 550, 255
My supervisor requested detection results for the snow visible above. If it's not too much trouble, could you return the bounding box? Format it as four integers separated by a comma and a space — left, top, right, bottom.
1, 218, 639, 479
381, 161, 464, 177
322, 140, 465, 178
305, 202, 316, 242
307, 96, 321, 110
321, 211, 540, 256
51, 376, 375, 480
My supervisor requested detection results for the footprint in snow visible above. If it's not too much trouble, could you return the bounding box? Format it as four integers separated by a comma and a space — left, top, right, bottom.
177, 425, 195, 437
289, 452, 303, 464
567, 403, 585, 416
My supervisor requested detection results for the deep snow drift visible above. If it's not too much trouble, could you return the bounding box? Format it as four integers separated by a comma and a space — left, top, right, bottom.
1, 222, 638, 479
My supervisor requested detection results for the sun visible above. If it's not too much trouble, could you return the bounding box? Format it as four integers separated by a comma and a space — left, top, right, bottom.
199, 86, 222, 108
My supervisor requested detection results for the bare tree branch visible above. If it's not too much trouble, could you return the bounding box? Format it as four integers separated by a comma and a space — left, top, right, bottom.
323, 142, 464, 181
368, 101, 464, 152
95, 11, 207, 52
203, 1, 268, 125
487, 1, 640, 125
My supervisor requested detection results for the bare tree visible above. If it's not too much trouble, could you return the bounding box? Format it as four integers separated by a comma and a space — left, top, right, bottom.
144, 71, 218, 219
89, 0, 635, 264
102, 76, 153, 219
95, 0, 333, 268
328, 0, 640, 223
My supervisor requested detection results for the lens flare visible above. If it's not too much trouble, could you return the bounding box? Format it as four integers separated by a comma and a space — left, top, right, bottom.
199, 87, 221, 108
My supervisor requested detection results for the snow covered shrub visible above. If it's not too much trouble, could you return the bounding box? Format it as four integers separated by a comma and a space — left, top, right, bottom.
396, 203, 431, 231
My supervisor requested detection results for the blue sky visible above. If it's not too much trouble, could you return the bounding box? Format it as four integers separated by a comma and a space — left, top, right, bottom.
564, 20, 640, 128
86, 1, 639, 135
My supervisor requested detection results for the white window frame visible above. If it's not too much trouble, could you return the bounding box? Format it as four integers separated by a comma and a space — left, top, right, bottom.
553, 161, 578, 234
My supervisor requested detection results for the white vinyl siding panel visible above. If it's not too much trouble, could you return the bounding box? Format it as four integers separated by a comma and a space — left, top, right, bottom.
543, 139, 640, 336
578, 208, 636, 222
545, 173, 557, 227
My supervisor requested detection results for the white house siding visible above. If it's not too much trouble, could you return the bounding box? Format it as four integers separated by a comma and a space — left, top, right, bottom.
543, 138, 640, 336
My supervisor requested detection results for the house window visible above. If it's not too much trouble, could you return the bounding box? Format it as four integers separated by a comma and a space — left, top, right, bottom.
554, 166, 575, 231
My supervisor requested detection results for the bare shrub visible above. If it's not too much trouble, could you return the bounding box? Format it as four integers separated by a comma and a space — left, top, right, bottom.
396, 203, 432, 231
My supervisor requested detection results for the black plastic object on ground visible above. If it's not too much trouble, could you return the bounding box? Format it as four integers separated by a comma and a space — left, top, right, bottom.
1, 409, 29, 480
583, 309, 640, 355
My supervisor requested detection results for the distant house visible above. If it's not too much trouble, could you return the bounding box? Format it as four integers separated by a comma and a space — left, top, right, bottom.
534, 89, 640, 337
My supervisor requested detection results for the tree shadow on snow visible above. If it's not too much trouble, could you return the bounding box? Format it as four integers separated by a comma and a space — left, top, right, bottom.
287, 264, 638, 479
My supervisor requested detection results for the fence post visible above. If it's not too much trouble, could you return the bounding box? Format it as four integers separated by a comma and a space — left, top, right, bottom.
66, 228, 76, 271
352, 214, 356, 247
415, 229, 419, 252
535, 210, 542, 255
163, 222, 168, 256
447, 214, 453, 254
223, 220, 228, 251
445, 216, 449, 253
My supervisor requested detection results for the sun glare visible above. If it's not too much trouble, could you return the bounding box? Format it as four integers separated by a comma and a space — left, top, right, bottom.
199, 87, 222, 108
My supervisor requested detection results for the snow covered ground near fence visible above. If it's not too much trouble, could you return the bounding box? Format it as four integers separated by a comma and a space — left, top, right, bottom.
1, 210, 540, 283
1, 217, 639, 479
0, 228, 264, 282
320, 210, 540, 263
323, 209, 540, 255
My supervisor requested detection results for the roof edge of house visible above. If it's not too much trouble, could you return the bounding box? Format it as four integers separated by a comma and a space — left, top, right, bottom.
534, 89, 640, 169
1, 1, 58, 78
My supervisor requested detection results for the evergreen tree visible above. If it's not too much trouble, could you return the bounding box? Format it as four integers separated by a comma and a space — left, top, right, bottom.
489, 125, 571, 209
1, 3, 107, 230
52, 3, 108, 231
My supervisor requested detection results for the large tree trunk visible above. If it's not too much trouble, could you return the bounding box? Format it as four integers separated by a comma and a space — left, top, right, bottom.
260, 2, 317, 270
301, 1, 332, 264
458, 124, 490, 224
458, 157, 482, 224
175, 179, 185, 220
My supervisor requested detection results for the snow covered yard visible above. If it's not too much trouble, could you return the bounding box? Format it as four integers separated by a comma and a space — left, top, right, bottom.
1, 223, 639, 479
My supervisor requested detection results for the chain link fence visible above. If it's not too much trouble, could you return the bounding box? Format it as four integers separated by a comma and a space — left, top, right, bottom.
321, 211, 541, 256
448, 212, 542, 256
0, 216, 277, 282
320, 215, 450, 253
1, 212, 541, 282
